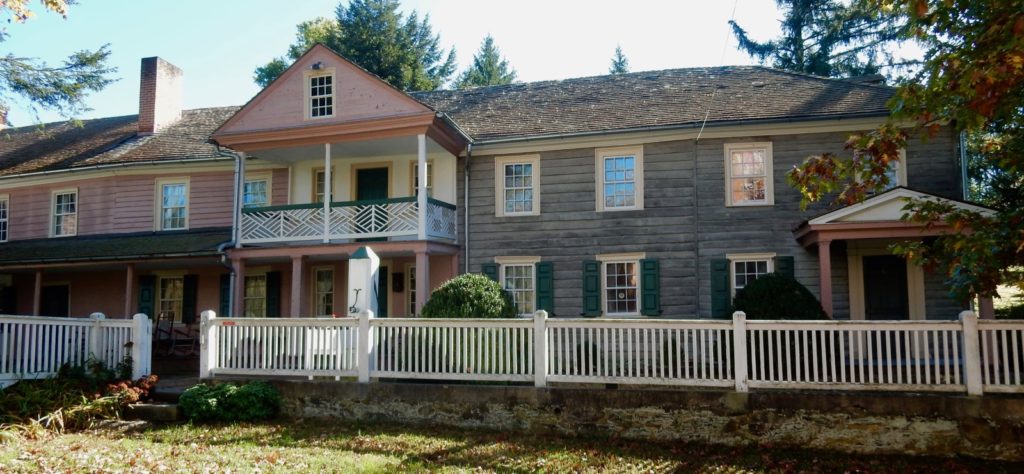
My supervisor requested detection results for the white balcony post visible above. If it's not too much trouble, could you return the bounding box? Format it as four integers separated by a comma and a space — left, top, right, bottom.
417, 134, 427, 241
88, 312, 105, 362
960, 310, 983, 396
131, 313, 152, 379
323, 143, 332, 243
199, 310, 218, 379
732, 311, 749, 393
357, 309, 374, 383
534, 310, 548, 387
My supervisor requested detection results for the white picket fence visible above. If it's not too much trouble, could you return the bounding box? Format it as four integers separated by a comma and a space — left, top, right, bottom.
0, 313, 152, 384
199, 310, 1024, 395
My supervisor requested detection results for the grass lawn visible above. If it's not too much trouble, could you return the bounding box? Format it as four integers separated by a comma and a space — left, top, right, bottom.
1, 421, 1021, 473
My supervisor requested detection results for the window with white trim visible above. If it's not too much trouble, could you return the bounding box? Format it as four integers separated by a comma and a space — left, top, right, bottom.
157, 276, 184, 323
0, 195, 8, 242
597, 253, 643, 316
502, 264, 535, 315
883, 149, 908, 190
313, 168, 334, 203
495, 155, 540, 216
596, 146, 644, 211
313, 267, 334, 316
727, 253, 775, 295
158, 180, 188, 230
308, 73, 334, 118
243, 178, 269, 208
725, 142, 774, 206
412, 162, 433, 197
52, 190, 77, 237
243, 274, 267, 318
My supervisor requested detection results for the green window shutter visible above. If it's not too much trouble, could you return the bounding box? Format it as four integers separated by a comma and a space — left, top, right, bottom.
182, 274, 199, 324
535, 261, 554, 316
137, 275, 156, 318
775, 255, 795, 278
265, 271, 282, 318
640, 259, 662, 316
481, 263, 499, 282
581, 260, 601, 317
710, 258, 731, 318
219, 273, 231, 317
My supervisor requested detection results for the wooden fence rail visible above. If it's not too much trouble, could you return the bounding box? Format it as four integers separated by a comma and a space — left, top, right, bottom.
199, 310, 1023, 395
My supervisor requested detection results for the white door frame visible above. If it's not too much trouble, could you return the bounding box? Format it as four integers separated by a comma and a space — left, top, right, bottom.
847, 241, 925, 320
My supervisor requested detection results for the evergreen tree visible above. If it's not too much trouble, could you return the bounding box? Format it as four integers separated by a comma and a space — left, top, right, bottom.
609, 45, 630, 74
730, 0, 906, 78
455, 35, 517, 89
0, 1, 114, 125
253, 0, 455, 91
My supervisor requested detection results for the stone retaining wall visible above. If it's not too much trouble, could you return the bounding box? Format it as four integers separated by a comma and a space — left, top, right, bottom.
264, 380, 1024, 461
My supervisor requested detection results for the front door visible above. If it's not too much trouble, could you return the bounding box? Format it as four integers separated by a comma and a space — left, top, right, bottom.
356, 167, 389, 241
863, 255, 909, 320
40, 284, 70, 317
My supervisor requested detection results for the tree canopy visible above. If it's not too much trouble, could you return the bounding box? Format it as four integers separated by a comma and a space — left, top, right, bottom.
0, 0, 114, 126
253, 0, 455, 91
787, 0, 1024, 301
454, 35, 516, 89
730, 0, 907, 78
609, 45, 630, 74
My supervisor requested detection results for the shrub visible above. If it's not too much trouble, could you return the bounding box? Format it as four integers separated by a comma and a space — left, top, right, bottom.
179, 381, 281, 422
996, 303, 1024, 319
732, 273, 828, 320
420, 273, 517, 318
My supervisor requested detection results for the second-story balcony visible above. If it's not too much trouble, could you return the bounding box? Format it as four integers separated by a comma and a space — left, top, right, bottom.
240, 197, 456, 244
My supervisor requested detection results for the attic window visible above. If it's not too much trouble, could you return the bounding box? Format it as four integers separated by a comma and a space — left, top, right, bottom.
308, 73, 334, 119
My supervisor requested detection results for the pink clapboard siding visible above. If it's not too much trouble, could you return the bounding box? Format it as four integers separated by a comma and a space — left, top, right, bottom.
0, 168, 288, 241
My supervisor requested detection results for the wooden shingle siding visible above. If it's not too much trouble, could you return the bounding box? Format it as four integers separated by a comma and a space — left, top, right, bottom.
466, 128, 961, 319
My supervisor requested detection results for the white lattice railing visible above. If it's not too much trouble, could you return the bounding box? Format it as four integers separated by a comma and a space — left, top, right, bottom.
199, 310, 1017, 395
240, 197, 457, 244
0, 313, 152, 383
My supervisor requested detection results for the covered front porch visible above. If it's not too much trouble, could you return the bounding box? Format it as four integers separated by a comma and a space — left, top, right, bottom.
795, 188, 991, 320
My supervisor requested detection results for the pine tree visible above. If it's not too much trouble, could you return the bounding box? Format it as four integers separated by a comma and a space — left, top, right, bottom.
455, 35, 517, 89
730, 0, 905, 78
253, 0, 455, 91
609, 45, 630, 74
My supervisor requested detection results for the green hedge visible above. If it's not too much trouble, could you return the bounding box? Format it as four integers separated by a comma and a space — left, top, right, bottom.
732, 273, 828, 320
421, 273, 517, 319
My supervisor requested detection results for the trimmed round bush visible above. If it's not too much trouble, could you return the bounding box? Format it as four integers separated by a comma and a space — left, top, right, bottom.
732, 273, 828, 320
420, 273, 517, 318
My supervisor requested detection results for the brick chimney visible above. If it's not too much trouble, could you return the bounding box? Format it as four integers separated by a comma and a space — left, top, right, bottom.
138, 57, 183, 135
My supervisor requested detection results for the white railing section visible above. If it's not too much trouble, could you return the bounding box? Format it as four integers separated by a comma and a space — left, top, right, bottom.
199, 309, 1019, 395
745, 320, 966, 392
239, 197, 457, 244
978, 320, 1024, 392
373, 318, 534, 382
546, 319, 734, 387
0, 313, 152, 382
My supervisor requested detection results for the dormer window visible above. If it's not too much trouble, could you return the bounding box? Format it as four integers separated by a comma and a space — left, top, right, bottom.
308, 72, 334, 119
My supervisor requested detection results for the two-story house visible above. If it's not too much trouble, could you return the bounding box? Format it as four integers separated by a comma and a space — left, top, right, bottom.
0, 45, 987, 330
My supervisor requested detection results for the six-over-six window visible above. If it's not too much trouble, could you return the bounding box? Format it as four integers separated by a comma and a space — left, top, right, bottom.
0, 195, 8, 242
727, 253, 775, 295
494, 155, 540, 216
52, 190, 77, 237
497, 257, 538, 316
725, 142, 774, 206
158, 179, 189, 230
596, 146, 643, 211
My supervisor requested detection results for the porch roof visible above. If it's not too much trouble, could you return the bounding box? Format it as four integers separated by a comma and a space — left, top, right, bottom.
0, 227, 231, 267
793, 187, 992, 247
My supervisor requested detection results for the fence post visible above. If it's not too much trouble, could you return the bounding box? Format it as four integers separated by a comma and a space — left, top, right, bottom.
732, 311, 748, 393
131, 313, 152, 379
357, 309, 374, 383
199, 310, 217, 379
534, 310, 548, 387
88, 312, 106, 362
960, 310, 983, 396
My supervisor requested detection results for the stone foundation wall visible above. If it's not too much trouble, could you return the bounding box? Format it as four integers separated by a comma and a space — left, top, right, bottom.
264, 380, 1024, 461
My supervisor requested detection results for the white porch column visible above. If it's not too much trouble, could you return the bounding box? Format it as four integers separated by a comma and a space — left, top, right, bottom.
415, 250, 429, 315
290, 256, 305, 318
417, 134, 427, 241
323, 143, 332, 243
235, 152, 246, 248
124, 263, 136, 318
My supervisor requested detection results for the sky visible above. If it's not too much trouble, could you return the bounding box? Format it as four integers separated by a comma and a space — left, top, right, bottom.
2, 0, 784, 126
